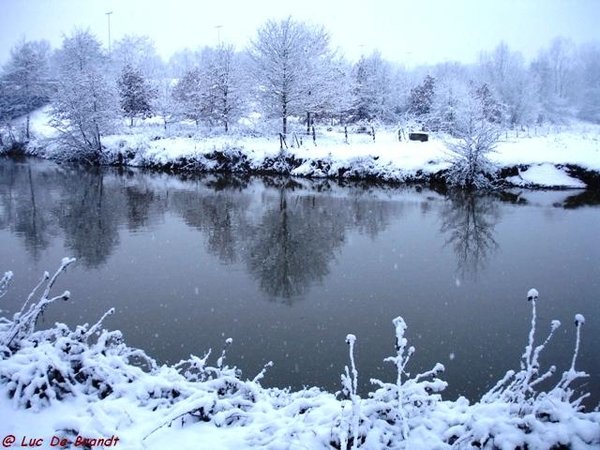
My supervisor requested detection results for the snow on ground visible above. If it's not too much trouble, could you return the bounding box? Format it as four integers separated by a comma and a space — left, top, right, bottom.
8, 107, 600, 188
97, 123, 600, 187
506, 163, 587, 188
491, 125, 600, 171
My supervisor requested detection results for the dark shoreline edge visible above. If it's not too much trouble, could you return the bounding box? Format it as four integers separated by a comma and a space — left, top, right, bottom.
3, 142, 600, 195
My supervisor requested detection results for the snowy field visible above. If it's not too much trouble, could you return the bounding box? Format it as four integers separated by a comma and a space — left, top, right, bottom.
17, 107, 600, 189
0, 259, 599, 449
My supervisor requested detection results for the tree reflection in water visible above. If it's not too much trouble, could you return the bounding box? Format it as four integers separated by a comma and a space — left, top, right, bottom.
245, 187, 346, 303
439, 192, 500, 280
1, 161, 402, 302
0, 160, 58, 260
55, 167, 124, 268
169, 177, 402, 303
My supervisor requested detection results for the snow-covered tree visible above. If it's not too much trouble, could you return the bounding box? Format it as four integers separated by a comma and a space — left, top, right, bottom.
172, 67, 205, 126
168, 48, 201, 79
531, 37, 577, 123
153, 78, 179, 130
117, 64, 157, 126
199, 44, 245, 132
437, 77, 503, 190
248, 17, 335, 135
479, 42, 539, 127
575, 42, 600, 123
110, 35, 163, 80
51, 29, 119, 162
349, 51, 396, 123
408, 75, 436, 123
301, 44, 345, 132
0, 39, 52, 139
429, 64, 469, 134
429, 64, 503, 136
445, 103, 500, 190
327, 59, 355, 124
473, 82, 505, 124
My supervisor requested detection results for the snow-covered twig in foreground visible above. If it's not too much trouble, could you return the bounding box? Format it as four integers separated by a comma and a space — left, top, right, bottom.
338, 334, 361, 450
2, 257, 75, 350
0, 271, 13, 300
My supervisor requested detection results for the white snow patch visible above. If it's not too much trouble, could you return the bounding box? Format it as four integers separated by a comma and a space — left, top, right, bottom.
507, 164, 586, 188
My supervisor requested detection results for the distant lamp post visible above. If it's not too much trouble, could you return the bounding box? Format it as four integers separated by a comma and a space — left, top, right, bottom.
106, 11, 113, 53
215, 25, 223, 46
358, 44, 366, 58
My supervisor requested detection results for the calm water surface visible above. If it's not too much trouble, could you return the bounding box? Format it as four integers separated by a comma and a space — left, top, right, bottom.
1, 158, 598, 407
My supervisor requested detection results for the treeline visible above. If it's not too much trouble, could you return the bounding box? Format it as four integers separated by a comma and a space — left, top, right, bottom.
0, 17, 599, 158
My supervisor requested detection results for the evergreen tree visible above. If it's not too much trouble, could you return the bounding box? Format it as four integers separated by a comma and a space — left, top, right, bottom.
407, 74, 437, 131
474, 83, 504, 124
350, 51, 395, 123
117, 64, 157, 126
408, 75, 436, 120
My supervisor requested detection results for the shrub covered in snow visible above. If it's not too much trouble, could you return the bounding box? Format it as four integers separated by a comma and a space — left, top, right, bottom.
0, 258, 157, 410
1, 260, 599, 449
445, 120, 500, 190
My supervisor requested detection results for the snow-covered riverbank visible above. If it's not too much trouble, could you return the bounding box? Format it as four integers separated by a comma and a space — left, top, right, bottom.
7, 108, 600, 189
1, 260, 599, 449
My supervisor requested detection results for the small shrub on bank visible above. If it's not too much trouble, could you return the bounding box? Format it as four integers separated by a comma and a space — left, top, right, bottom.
445, 120, 500, 190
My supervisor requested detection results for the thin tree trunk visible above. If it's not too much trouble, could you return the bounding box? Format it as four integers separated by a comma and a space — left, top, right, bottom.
282, 93, 287, 135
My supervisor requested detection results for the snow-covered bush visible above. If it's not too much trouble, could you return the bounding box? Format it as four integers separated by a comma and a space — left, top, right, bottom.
451, 288, 595, 449
333, 318, 448, 449
0, 259, 272, 423
1, 260, 598, 448
367, 317, 447, 436
445, 120, 500, 189
0, 258, 157, 410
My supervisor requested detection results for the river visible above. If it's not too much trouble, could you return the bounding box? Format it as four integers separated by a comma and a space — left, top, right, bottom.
1, 158, 598, 408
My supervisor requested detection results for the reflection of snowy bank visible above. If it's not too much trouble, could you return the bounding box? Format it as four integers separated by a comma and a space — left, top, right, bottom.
1, 260, 598, 449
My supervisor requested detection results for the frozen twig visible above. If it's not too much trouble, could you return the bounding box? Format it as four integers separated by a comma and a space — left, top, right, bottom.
252, 360, 273, 383
84, 307, 116, 339
3, 258, 76, 350
0, 271, 13, 299
570, 314, 585, 373
345, 334, 360, 450
217, 337, 233, 370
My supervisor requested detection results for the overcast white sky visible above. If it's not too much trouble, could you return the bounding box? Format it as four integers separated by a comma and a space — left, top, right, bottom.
1, 0, 598, 66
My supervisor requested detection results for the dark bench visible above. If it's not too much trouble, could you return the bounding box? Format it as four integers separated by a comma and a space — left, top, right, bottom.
409, 132, 429, 142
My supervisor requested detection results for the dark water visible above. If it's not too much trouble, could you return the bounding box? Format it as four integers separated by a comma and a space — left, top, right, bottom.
1, 158, 599, 408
